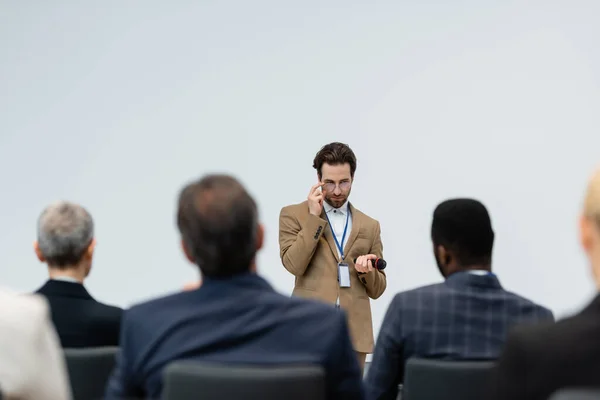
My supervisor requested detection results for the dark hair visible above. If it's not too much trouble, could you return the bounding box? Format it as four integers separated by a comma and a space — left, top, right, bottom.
431, 198, 495, 267
177, 174, 259, 277
313, 142, 357, 178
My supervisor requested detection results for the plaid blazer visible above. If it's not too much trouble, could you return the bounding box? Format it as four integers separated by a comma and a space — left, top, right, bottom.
365, 271, 554, 400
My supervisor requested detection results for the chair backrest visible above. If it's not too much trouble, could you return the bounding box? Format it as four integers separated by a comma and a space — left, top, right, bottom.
162, 362, 326, 400
63, 347, 118, 400
549, 388, 600, 400
403, 358, 496, 400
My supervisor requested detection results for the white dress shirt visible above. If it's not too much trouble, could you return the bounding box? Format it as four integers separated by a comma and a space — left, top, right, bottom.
468, 270, 491, 276
324, 201, 352, 307
324, 200, 352, 260
51, 276, 82, 284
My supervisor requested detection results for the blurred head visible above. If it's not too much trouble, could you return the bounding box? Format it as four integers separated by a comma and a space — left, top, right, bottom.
579, 168, 600, 287
177, 174, 264, 278
431, 198, 495, 278
313, 142, 357, 208
34, 201, 96, 279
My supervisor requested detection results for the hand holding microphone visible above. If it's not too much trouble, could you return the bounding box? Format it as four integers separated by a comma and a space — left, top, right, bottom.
354, 254, 387, 274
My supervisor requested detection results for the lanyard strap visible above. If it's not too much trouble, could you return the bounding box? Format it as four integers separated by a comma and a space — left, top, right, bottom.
325, 205, 350, 260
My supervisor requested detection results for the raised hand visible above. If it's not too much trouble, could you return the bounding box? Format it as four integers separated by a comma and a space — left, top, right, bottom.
307, 182, 324, 216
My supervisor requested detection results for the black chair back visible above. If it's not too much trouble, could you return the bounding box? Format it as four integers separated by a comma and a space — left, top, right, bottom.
63, 347, 118, 400
549, 389, 600, 400
162, 362, 326, 400
403, 358, 495, 400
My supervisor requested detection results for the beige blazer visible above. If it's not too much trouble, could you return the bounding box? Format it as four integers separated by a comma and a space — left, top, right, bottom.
279, 201, 386, 353
0, 289, 72, 400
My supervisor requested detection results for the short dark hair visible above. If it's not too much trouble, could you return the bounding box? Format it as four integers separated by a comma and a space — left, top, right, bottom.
177, 174, 259, 277
313, 142, 357, 178
431, 198, 495, 266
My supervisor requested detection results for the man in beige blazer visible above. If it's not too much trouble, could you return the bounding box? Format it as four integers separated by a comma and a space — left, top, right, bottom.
0, 288, 71, 400
279, 142, 387, 368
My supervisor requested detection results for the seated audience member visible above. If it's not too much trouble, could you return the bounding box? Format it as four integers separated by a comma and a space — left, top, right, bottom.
105, 174, 363, 400
365, 198, 553, 400
0, 288, 71, 400
489, 168, 600, 400
34, 201, 122, 348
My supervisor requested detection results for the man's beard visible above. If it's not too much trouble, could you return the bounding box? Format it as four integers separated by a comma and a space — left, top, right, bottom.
325, 194, 348, 209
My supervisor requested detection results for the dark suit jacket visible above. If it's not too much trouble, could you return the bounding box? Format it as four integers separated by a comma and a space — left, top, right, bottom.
489, 293, 600, 400
365, 271, 554, 400
36, 280, 123, 348
105, 272, 364, 400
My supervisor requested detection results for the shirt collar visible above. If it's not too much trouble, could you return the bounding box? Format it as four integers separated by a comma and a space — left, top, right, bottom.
445, 270, 501, 289
468, 270, 490, 276
51, 276, 82, 284
324, 201, 349, 215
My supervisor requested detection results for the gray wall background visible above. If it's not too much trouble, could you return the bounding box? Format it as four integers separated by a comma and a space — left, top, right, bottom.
2, 1, 600, 340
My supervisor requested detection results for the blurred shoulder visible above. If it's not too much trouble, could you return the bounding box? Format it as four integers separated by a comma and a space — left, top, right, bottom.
0, 289, 50, 335
501, 290, 554, 318
0, 288, 48, 316
391, 283, 448, 304
505, 309, 591, 360
94, 299, 124, 316
126, 289, 186, 316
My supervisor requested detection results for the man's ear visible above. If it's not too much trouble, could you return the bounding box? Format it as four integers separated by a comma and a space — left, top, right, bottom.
580, 214, 594, 254
256, 224, 265, 251
33, 241, 45, 262
181, 239, 195, 263
85, 238, 96, 259
437, 245, 448, 265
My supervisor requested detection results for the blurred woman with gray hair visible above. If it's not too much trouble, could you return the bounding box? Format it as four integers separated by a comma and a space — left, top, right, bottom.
34, 201, 122, 348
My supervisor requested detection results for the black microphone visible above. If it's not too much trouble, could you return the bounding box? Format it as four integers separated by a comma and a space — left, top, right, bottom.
353, 257, 387, 270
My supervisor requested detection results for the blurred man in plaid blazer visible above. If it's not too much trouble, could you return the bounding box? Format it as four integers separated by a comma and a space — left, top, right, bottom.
365, 198, 554, 400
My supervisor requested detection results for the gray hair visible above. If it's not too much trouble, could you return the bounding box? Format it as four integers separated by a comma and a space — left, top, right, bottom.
37, 201, 94, 267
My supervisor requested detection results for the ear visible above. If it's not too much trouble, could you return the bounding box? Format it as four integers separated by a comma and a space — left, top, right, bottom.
85, 238, 96, 259
181, 239, 195, 263
580, 214, 594, 253
436, 245, 448, 265
256, 224, 265, 251
33, 241, 45, 262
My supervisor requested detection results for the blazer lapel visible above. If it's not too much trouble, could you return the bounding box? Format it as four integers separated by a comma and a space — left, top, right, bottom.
320, 209, 341, 261
343, 203, 361, 258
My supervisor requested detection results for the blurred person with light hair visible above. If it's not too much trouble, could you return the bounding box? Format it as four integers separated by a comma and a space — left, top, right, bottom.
490, 167, 600, 399
34, 201, 122, 348
0, 288, 71, 399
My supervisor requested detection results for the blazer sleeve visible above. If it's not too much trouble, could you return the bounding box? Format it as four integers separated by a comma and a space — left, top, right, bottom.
29, 300, 72, 400
358, 221, 387, 299
279, 206, 328, 277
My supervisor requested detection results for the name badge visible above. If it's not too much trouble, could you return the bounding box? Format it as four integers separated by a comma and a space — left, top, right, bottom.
338, 262, 351, 288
